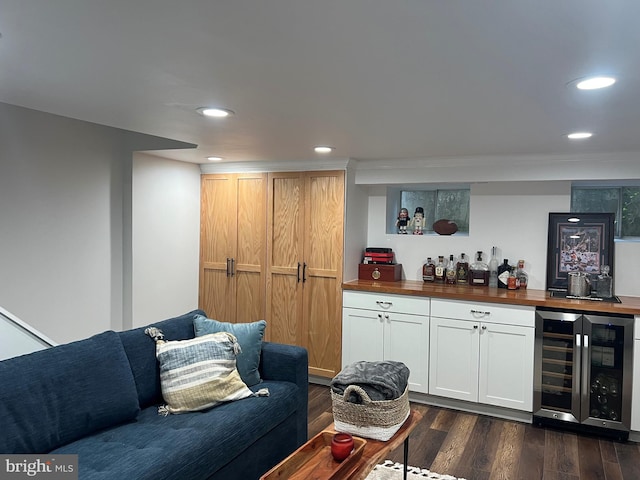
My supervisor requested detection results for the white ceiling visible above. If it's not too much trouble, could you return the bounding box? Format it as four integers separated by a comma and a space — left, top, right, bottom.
1, 0, 639, 165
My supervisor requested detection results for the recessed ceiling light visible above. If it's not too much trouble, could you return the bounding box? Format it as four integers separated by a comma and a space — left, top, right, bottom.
566, 132, 593, 140
576, 76, 616, 90
206, 156, 223, 161
314, 146, 334, 153
197, 107, 234, 118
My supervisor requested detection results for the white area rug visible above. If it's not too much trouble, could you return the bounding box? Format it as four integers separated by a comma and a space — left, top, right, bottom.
365, 460, 467, 480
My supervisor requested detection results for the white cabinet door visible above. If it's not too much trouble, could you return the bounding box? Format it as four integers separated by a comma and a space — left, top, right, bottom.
342, 308, 384, 366
479, 322, 534, 411
385, 312, 429, 393
429, 317, 479, 402
342, 306, 429, 393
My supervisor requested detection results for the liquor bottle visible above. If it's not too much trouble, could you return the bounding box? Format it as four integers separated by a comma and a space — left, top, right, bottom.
516, 260, 528, 289
469, 251, 489, 286
596, 265, 613, 298
422, 257, 435, 282
497, 259, 511, 289
507, 266, 519, 290
456, 253, 469, 284
446, 254, 457, 284
434, 256, 446, 283
488, 246, 499, 288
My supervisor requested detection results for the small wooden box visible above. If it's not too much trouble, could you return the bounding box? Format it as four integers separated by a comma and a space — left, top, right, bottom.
358, 263, 402, 282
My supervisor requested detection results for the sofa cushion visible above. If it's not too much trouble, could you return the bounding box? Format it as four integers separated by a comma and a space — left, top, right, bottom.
0, 330, 140, 454
151, 332, 254, 414
193, 314, 266, 386
118, 310, 205, 408
51, 380, 300, 480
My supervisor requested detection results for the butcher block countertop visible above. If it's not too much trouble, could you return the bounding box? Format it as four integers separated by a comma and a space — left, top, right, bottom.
342, 279, 640, 316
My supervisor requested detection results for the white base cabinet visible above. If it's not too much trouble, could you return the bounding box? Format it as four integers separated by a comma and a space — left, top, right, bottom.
342, 291, 429, 393
429, 298, 535, 412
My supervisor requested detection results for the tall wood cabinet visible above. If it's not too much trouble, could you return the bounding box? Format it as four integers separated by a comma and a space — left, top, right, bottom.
266, 170, 345, 378
199, 173, 267, 324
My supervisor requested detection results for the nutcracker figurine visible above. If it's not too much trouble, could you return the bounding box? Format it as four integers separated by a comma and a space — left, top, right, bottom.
410, 207, 425, 234
396, 208, 409, 234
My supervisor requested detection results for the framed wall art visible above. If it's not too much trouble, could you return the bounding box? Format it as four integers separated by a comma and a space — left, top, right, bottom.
546, 212, 615, 291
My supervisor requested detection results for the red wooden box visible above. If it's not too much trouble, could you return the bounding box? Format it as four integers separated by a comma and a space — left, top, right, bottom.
358, 263, 402, 282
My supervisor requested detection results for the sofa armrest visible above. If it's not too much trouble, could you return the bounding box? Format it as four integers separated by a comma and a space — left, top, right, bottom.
259, 342, 308, 445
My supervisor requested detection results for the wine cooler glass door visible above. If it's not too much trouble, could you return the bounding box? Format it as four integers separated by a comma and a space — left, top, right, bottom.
535, 310, 582, 423
581, 314, 633, 429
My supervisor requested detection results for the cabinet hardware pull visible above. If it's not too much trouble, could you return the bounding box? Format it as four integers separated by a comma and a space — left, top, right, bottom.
385, 314, 390, 321
302, 262, 307, 283
226, 258, 231, 277
297, 262, 301, 283
230, 258, 235, 277
378, 313, 383, 320
473, 324, 479, 329
375, 301, 393, 307
470, 309, 490, 316
481, 325, 487, 330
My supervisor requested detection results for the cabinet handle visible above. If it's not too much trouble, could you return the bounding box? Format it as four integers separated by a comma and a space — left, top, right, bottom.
230, 258, 235, 277
470, 309, 491, 316
473, 324, 479, 329
226, 258, 231, 277
481, 325, 487, 330
297, 262, 301, 283
378, 313, 383, 321
302, 262, 307, 283
376, 301, 393, 308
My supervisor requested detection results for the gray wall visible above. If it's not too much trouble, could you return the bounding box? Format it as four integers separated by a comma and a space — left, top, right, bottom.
0, 103, 197, 343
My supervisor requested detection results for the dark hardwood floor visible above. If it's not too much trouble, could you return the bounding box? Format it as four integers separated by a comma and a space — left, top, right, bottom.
308, 384, 640, 480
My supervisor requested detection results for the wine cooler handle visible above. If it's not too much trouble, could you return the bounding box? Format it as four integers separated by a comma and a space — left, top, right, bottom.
575, 334, 581, 347
582, 335, 590, 398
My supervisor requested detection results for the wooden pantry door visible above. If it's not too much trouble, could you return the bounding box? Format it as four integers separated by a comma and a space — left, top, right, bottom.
199, 173, 266, 324
266, 172, 305, 346
302, 171, 344, 377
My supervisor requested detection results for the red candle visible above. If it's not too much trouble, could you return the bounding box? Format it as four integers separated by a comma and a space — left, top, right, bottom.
331, 433, 354, 461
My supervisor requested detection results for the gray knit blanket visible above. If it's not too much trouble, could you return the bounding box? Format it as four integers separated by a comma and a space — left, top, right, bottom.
331, 360, 409, 403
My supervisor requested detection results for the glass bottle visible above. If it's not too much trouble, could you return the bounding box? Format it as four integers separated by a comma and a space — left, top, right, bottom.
488, 246, 499, 288
446, 254, 457, 284
516, 260, 528, 289
507, 266, 519, 290
434, 256, 446, 283
470, 251, 489, 286
456, 253, 469, 284
422, 257, 435, 282
596, 265, 613, 298
497, 259, 511, 289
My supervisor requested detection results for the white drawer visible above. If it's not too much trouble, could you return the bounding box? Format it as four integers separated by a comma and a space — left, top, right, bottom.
431, 298, 534, 328
343, 291, 429, 316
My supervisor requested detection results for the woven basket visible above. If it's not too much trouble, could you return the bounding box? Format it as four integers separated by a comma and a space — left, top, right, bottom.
331, 384, 410, 441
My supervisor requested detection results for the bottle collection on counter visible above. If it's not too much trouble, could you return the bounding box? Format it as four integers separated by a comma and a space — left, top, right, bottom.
422, 247, 528, 289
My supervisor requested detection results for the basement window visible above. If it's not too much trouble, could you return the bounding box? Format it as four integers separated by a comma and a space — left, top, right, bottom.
386, 186, 470, 235
571, 184, 640, 239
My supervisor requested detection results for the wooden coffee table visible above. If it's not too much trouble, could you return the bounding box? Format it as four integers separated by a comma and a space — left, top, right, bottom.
261, 409, 423, 480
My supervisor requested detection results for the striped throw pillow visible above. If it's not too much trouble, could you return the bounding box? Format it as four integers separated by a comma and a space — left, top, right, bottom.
149, 330, 254, 414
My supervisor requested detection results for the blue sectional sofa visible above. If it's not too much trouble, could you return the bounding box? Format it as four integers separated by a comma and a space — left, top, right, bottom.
0, 310, 309, 480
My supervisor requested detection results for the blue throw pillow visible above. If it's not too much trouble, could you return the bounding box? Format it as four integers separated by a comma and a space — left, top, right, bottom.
193, 315, 266, 387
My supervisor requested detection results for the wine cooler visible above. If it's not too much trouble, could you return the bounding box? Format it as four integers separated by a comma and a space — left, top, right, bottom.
533, 308, 633, 440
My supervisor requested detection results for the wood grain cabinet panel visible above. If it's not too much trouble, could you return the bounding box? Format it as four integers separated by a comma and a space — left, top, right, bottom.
267, 171, 345, 378
199, 173, 267, 324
